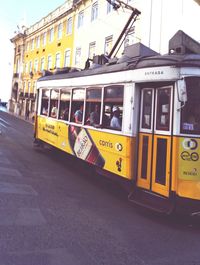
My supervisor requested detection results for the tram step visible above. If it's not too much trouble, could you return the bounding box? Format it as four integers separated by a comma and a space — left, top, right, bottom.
128, 189, 174, 214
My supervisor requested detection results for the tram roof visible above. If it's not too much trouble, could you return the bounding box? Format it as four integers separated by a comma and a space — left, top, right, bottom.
38, 53, 200, 82
38, 30, 200, 82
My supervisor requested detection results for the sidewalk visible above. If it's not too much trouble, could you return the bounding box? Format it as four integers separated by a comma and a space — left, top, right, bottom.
0, 106, 34, 124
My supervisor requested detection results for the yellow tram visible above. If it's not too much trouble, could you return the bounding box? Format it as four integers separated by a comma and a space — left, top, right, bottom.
34, 31, 200, 215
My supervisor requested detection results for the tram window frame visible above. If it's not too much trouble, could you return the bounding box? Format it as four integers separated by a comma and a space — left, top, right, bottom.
40, 89, 50, 116
70, 88, 85, 124
180, 77, 200, 135
50, 89, 59, 119
103, 85, 124, 130
156, 88, 171, 131
85, 87, 102, 127
59, 88, 71, 121
141, 89, 153, 130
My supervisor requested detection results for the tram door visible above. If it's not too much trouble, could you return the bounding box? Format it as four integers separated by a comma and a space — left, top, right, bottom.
137, 86, 173, 197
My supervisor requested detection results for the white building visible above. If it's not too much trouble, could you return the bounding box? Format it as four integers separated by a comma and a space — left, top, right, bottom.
72, 0, 200, 69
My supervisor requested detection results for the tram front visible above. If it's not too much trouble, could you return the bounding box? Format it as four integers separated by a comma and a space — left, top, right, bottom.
175, 76, 200, 215
133, 75, 200, 215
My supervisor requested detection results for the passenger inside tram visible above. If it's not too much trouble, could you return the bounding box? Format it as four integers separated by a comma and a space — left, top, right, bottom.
181, 78, 200, 134
88, 104, 100, 126
50, 101, 58, 118
110, 106, 122, 130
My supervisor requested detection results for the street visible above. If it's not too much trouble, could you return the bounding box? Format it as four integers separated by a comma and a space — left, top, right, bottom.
0, 109, 200, 265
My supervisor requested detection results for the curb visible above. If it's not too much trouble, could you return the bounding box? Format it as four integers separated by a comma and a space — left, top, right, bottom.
0, 107, 34, 125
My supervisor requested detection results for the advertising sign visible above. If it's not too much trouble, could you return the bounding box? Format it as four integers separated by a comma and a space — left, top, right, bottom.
178, 137, 200, 180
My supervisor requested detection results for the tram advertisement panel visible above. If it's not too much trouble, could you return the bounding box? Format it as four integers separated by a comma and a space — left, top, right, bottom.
37, 117, 134, 179
178, 137, 200, 180
68, 125, 105, 168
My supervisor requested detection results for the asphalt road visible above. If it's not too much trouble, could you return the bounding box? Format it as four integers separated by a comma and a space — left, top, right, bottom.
0, 109, 200, 265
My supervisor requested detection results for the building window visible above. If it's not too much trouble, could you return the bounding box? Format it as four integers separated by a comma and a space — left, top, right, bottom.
107, 2, 113, 13
29, 61, 32, 73
42, 32, 47, 46
26, 41, 29, 51
55, 53, 61, 68
31, 39, 34, 50
47, 55, 52, 70
124, 26, 135, 47
104, 35, 113, 55
16, 59, 20, 73
49, 28, 54, 42
88, 42, 96, 59
34, 59, 38, 72
57, 23, 63, 40
75, 48, 81, 66
64, 50, 71, 67
91, 2, 98, 21
23, 82, 26, 93
78, 11, 84, 28
36, 36, 40, 48
40, 57, 45, 71
66, 17, 72, 34
25, 63, 28, 73
28, 82, 31, 94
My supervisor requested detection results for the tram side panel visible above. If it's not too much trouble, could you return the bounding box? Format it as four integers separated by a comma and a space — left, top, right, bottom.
37, 116, 135, 180
173, 136, 200, 201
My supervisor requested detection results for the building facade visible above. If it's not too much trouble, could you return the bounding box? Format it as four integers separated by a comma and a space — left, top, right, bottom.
10, 0, 75, 118
72, 0, 140, 69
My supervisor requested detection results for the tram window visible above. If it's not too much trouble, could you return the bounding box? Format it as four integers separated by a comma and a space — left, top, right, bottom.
103, 85, 124, 130
50, 89, 59, 118
85, 87, 102, 127
181, 77, 200, 135
142, 89, 153, 129
70, 88, 85, 124
40, 89, 50, 116
59, 89, 71, 121
156, 88, 171, 131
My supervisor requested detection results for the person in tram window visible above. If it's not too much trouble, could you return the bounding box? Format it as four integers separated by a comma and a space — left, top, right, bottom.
74, 104, 83, 123
89, 104, 100, 126
110, 105, 121, 130
42, 106, 48, 115
51, 101, 58, 118
185, 103, 200, 131
191, 104, 200, 131
61, 106, 69, 121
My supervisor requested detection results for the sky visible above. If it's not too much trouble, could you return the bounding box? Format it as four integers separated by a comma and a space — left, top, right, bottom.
0, 0, 65, 102
0, 0, 199, 102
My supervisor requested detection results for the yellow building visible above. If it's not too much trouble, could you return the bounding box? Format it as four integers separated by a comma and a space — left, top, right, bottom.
10, 0, 74, 117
